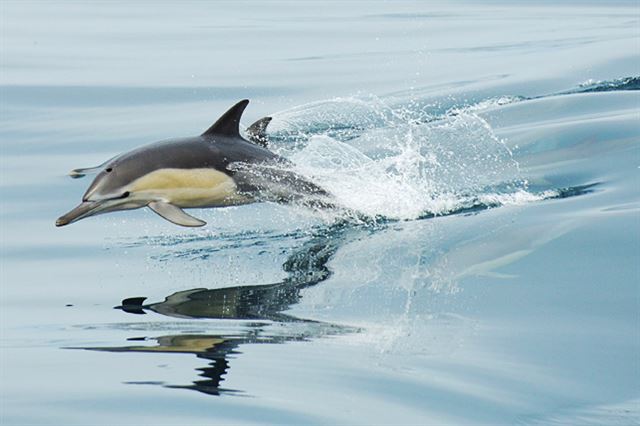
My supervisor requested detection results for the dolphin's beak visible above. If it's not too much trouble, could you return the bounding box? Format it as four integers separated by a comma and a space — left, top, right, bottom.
56, 201, 102, 227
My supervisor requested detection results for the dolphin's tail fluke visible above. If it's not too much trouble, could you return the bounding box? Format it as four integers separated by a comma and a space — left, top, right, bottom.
68, 156, 118, 179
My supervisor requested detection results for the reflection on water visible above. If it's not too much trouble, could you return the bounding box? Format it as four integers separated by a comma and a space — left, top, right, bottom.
77, 179, 600, 396
81, 223, 365, 396
94, 327, 349, 396
95, 335, 239, 396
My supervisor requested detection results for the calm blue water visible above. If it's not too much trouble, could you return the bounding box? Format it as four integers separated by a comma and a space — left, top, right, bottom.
1, 2, 639, 425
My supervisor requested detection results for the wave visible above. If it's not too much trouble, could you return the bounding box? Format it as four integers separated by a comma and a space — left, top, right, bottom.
570, 76, 640, 94
114, 76, 631, 252
268, 101, 521, 220
263, 78, 627, 221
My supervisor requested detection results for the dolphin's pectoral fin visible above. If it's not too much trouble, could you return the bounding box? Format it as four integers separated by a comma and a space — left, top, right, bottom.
148, 202, 206, 227
246, 116, 272, 148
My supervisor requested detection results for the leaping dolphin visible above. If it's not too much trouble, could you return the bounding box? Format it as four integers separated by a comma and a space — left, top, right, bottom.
56, 100, 332, 227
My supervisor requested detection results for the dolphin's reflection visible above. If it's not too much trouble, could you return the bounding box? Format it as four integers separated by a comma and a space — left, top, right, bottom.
100, 334, 239, 395
84, 223, 365, 396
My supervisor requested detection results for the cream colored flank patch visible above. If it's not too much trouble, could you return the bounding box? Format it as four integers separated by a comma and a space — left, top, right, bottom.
127, 337, 226, 353
130, 168, 250, 207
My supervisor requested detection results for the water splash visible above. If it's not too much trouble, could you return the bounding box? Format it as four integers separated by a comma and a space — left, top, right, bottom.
270, 98, 534, 220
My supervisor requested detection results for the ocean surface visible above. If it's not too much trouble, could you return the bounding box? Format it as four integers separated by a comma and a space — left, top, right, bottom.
1, 1, 639, 425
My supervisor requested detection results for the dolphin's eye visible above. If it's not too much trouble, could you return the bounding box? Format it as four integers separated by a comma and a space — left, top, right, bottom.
105, 168, 113, 173
119, 192, 130, 199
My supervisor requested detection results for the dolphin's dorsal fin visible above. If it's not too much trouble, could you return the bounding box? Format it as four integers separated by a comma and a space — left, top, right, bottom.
202, 99, 250, 137
117, 297, 147, 315
246, 116, 272, 148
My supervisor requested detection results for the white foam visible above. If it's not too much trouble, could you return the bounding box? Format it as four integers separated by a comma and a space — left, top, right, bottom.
273, 100, 544, 220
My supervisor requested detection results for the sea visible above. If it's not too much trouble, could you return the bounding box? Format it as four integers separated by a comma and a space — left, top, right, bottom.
1, 1, 639, 425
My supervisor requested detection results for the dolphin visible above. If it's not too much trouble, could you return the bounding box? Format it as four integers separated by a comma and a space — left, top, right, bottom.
56, 99, 332, 227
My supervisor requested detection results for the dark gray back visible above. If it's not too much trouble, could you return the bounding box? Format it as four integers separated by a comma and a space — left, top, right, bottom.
83, 135, 281, 199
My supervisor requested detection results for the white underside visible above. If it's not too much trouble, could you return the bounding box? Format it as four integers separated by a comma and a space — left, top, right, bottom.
128, 168, 252, 208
